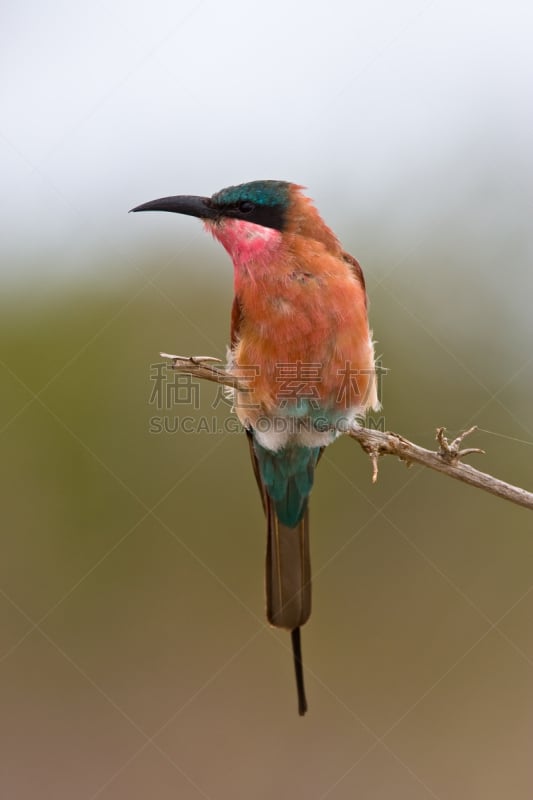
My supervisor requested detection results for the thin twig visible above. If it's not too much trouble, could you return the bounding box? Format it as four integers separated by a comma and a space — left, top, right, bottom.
160, 353, 243, 390
161, 353, 533, 512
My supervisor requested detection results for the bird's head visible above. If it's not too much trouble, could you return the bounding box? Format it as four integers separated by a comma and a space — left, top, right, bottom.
131, 180, 340, 266
132, 179, 291, 229
132, 180, 298, 267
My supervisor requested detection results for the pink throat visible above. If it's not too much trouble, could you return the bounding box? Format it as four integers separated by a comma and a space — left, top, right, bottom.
204, 218, 282, 274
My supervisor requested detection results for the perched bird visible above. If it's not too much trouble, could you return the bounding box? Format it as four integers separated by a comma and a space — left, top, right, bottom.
132, 181, 379, 715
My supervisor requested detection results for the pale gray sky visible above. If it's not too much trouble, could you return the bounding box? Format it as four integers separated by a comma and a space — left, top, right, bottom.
2, 0, 532, 280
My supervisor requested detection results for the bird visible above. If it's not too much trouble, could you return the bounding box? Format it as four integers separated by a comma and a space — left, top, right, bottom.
132, 180, 379, 715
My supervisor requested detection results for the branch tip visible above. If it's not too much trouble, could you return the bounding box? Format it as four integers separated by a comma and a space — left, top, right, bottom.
369, 448, 379, 483
437, 426, 484, 465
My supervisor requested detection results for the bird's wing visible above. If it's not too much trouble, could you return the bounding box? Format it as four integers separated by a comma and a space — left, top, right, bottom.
341, 251, 367, 302
230, 294, 244, 348
246, 428, 268, 515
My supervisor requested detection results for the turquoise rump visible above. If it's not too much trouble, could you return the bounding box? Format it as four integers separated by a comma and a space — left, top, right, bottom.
253, 441, 321, 528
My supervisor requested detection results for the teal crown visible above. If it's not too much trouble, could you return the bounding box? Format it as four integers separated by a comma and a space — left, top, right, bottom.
211, 180, 291, 208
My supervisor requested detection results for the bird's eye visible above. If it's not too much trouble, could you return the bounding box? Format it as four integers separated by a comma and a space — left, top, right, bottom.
238, 200, 255, 213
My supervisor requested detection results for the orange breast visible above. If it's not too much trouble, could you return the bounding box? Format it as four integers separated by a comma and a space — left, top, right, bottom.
231, 240, 378, 420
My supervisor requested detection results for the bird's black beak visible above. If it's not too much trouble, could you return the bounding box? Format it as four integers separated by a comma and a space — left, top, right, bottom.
130, 195, 218, 220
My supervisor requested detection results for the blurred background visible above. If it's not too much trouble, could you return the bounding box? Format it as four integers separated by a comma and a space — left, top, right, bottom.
1, 1, 533, 797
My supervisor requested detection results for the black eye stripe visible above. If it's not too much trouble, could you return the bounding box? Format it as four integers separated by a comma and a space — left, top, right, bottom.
216, 201, 287, 231
238, 200, 255, 213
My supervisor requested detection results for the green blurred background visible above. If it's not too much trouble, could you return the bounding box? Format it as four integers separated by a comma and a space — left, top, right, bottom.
2, 2, 533, 798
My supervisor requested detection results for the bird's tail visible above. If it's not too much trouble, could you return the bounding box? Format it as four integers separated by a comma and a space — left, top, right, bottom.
265, 496, 311, 630
266, 496, 310, 716
246, 432, 319, 715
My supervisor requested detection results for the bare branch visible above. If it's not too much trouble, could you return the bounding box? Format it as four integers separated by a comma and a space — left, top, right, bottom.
349, 426, 533, 511
162, 353, 533, 513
